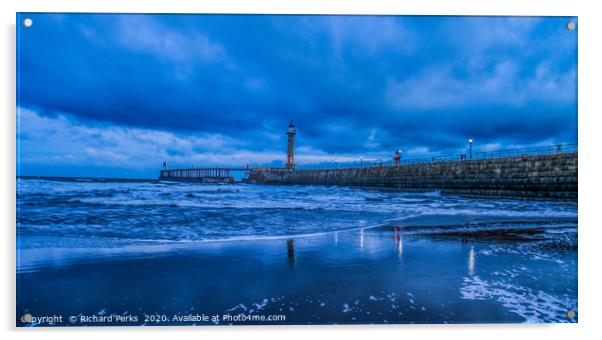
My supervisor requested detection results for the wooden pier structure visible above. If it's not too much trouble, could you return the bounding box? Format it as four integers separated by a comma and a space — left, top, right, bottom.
159, 167, 249, 183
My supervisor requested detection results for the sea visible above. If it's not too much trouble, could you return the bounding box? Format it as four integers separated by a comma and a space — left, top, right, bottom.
16, 177, 578, 326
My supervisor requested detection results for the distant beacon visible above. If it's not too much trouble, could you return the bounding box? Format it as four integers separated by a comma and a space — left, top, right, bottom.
286, 121, 296, 169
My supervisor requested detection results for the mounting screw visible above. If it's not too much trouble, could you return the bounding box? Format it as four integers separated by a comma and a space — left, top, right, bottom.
566, 22, 576, 31
21, 313, 33, 323
22, 18, 33, 28
566, 309, 576, 319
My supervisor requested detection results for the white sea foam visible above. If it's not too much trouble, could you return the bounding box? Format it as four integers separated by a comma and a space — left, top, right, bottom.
18, 177, 577, 244
460, 276, 577, 323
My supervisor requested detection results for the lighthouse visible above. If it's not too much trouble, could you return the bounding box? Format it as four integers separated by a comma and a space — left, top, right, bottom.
286, 121, 296, 169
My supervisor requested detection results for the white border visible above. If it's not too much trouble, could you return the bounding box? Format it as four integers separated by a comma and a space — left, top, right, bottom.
4, 0, 581, 16
2, 1, 601, 340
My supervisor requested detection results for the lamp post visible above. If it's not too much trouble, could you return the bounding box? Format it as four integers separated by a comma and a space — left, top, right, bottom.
360, 156, 364, 167
393, 149, 402, 167
334, 159, 338, 168
468, 138, 473, 160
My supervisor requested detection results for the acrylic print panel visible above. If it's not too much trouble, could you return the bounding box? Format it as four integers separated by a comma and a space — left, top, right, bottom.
16, 13, 578, 326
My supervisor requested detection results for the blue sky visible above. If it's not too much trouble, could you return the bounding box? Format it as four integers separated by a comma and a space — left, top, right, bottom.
17, 14, 577, 178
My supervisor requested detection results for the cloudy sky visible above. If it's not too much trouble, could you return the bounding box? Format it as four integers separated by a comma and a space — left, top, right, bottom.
17, 14, 577, 178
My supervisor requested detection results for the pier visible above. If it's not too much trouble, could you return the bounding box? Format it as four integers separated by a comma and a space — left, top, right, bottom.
247, 144, 578, 200
159, 122, 577, 199
159, 167, 249, 183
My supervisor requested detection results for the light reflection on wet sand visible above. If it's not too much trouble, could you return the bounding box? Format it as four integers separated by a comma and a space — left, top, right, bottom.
18, 216, 577, 325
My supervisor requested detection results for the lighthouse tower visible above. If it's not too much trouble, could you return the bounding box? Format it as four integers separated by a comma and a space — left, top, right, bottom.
286, 121, 296, 169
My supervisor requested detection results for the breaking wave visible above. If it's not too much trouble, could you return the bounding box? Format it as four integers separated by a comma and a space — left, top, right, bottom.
17, 177, 577, 243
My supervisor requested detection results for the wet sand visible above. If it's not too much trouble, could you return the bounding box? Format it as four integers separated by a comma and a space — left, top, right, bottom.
17, 214, 578, 326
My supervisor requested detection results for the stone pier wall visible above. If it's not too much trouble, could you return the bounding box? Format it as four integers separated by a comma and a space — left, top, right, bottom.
247, 152, 578, 200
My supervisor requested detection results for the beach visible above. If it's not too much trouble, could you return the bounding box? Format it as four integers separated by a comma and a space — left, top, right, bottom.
16, 178, 578, 325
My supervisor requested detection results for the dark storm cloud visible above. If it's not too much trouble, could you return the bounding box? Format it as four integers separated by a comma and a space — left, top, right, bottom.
17, 14, 577, 175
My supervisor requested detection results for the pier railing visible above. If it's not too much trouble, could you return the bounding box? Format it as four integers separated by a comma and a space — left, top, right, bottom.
294, 143, 578, 170
159, 166, 250, 183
